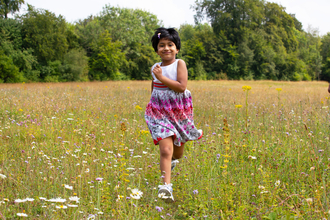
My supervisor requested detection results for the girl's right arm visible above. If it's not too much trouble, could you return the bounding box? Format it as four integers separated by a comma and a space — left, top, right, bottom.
151, 81, 154, 94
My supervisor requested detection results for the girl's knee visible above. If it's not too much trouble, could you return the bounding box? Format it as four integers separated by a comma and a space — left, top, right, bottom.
159, 145, 172, 158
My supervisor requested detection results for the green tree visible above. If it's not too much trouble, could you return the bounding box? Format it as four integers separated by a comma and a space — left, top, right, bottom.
0, 0, 24, 19
89, 31, 125, 80
60, 48, 89, 82
97, 5, 161, 79
122, 42, 158, 80
75, 16, 104, 57
0, 18, 39, 81
0, 50, 24, 83
321, 33, 330, 81
21, 5, 68, 65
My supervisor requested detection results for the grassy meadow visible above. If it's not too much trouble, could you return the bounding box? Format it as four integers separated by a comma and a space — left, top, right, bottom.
0, 80, 330, 219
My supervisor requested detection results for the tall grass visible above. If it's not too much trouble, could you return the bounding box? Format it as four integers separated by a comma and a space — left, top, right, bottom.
0, 80, 329, 219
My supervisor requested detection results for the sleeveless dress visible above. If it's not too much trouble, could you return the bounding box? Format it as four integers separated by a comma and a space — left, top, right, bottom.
144, 59, 203, 146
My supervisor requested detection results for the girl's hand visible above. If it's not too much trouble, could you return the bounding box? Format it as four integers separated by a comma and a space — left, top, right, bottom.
152, 64, 163, 81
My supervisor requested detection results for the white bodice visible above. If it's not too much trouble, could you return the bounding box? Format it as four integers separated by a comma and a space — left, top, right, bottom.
151, 59, 179, 83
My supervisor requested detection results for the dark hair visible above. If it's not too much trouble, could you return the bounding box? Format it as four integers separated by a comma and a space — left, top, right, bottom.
151, 27, 181, 52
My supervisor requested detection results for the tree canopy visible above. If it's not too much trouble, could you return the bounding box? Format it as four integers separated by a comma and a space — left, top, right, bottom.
0, 0, 24, 19
0, 1, 329, 83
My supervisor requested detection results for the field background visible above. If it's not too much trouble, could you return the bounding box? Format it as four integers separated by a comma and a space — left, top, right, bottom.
0, 80, 329, 219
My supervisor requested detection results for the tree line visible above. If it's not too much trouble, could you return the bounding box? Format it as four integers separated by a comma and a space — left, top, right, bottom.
0, 0, 330, 83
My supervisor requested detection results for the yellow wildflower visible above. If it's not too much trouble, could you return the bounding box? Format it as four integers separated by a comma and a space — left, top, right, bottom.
140, 130, 149, 134
235, 105, 242, 108
242, 86, 252, 91
135, 105, 142, 110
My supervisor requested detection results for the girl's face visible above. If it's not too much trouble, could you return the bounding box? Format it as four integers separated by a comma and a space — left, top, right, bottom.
156, 38, 179, 62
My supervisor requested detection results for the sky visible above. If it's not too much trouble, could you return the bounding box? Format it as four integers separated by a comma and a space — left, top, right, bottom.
20, 0, 330, 36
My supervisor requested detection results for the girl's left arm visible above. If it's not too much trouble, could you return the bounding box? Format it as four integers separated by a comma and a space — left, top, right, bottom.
155, 60, 188, 93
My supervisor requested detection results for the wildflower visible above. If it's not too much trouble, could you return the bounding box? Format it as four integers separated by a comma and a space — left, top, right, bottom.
64, 184, 73, 190
98, 212, 104, 214
39, 197, 47, 200
0, 174, 6, 179
25, 198, 34, 202
193, 190, 198, 195
258, 185, 265, 190
130, 188, 143, 199
67, 204, 78, 207
47, 198, 66, 203
87, 215, 96, 220
306, 198, 313, 203
15, 199, 27, 203
248, 155, 257, 160
310, 167, 315, 171
275, 180, 280, 187
235, 105, 242, 108
56, 205, 68, 209
242, 86, 252, 91
156, 206, 164, 212
135, 105, 142, 110
17, 213, 28, 217
96, 177, 103, 182
69, 196, 80, 203
275, 88, 282, 91
19, 109, 23, 111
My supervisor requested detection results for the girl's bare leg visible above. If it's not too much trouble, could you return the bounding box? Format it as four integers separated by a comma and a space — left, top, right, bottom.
158, 137, 174, 184
172, 143, 185, 159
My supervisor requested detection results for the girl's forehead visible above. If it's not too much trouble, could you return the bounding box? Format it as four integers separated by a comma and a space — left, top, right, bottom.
158, 38, 174, 44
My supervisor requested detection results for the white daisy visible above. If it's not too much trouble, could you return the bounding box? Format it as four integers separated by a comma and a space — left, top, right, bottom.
69, 196, 80, 203
0, 174, 6, 179
56, 205, 68, 209
17, 213, 28, 217
130, 188, 143, 200
47, 198, 66, 203
64, 184, 73, 190
15, 199, 27, 203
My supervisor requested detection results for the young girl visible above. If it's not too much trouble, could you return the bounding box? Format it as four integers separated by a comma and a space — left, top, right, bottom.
144, 27, 203, 201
